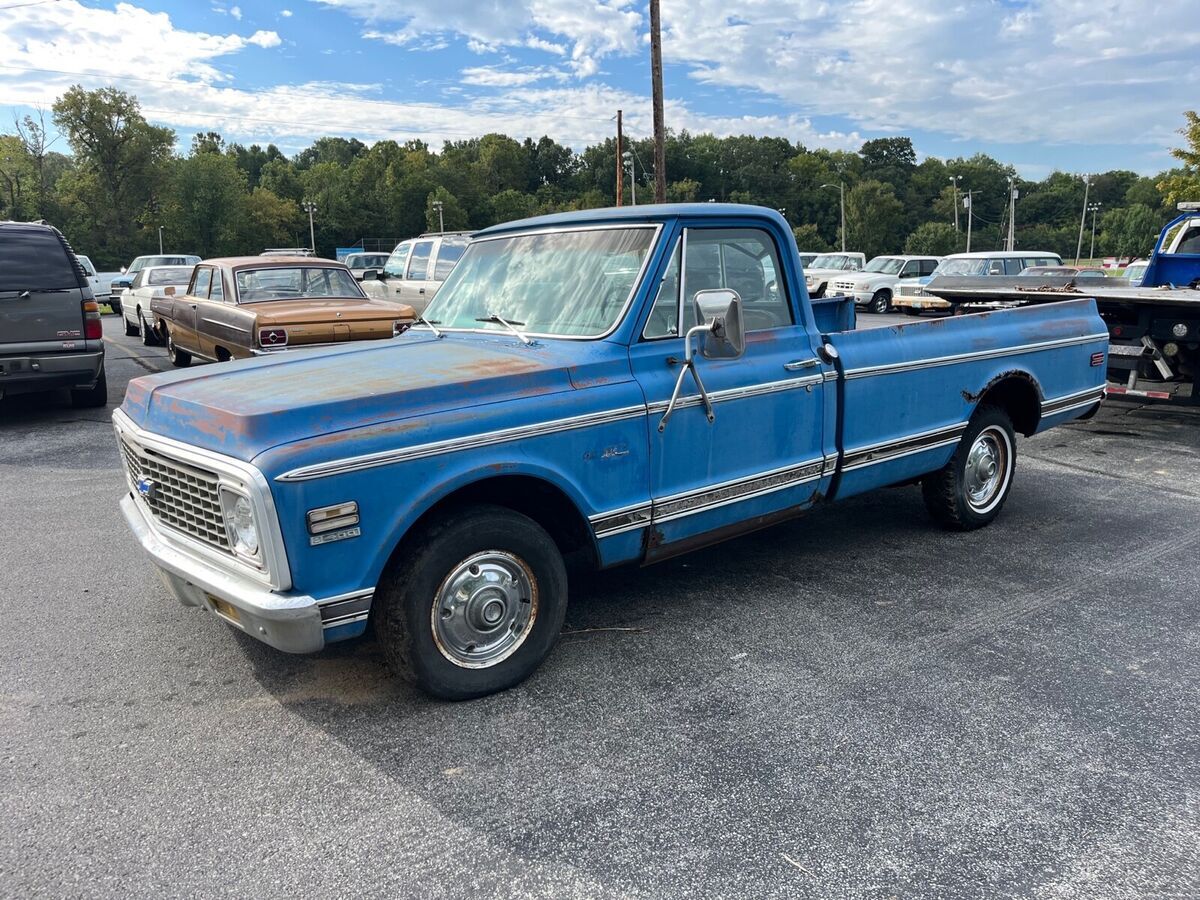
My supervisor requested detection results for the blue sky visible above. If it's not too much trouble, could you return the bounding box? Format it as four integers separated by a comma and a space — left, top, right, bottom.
1, 0, 1196, 176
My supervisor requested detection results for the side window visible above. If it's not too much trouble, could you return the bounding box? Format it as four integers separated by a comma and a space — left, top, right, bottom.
434, 242, 466, 280
1004, 258, 1025, 275
642, 237, 681, 339
683, 228, 793, 332
407, 241, 434, 280
919, 259, 939, 276
384, 244, 410, 279
210, 271, 225, 301
193, 267, 212, 298
900, 260, 920, 277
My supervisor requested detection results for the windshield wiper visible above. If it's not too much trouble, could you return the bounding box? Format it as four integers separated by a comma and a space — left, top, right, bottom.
414, 313, 443, 338
475, 313, 533, 346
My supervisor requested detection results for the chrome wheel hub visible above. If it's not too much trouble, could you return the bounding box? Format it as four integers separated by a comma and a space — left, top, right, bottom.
964, 429, 1007, 511
431, 551, 537, 669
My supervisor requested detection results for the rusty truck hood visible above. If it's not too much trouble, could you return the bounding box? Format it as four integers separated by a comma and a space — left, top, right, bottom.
119, 332, 611, 462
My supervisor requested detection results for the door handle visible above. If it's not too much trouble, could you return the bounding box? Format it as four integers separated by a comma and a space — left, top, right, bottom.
784, 358, 819, 371
418, 288, 425, 294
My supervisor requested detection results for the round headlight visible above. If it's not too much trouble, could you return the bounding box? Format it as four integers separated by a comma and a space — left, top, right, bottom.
222, 490, 259, 558
1171, 322, 1188, 338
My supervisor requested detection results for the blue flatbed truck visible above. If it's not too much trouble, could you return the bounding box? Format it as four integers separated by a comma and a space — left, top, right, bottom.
115, 204, 1107, 698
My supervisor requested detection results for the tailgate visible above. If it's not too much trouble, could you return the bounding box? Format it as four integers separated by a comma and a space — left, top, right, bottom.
0, 289, 86, 346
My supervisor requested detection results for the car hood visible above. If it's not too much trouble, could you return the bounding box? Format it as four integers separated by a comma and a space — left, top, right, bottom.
120, 332, 601, 462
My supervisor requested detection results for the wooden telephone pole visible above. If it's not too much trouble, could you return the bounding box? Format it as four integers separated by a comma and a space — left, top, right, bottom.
615, 109, 624, 207
649, 0, 666, 202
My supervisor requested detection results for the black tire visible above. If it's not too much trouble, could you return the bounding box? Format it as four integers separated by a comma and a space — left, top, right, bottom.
869, 289, 892, 314
811, 282, 827, 299
167, 332, 191, 367
921, 406, 1016, 531
902, 307, 922, 317
375, 504, 568, 700
139, 311, 160, 346
123, 311, 138, 336
110, 299, 122, 315
70, 367, 108, 408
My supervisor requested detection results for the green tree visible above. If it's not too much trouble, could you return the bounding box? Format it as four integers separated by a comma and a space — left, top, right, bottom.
791, 223, 831, 252
904, 222, 964, 255
426, 186, 469, 232
489, 189, 535, 224
240, 187, 303, 249
1158, 110, 1200, 206
1099, 203, 1161, 261
163, 151, 248, 256
846, 179, 904, 258
52, 86, 174, 267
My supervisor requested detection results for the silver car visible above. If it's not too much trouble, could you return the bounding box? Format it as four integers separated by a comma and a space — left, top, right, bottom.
360, 232, 470, 315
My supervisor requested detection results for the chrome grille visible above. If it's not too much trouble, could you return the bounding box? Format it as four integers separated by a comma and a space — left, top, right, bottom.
833, 280, 857, 290
120, 437, 231, 554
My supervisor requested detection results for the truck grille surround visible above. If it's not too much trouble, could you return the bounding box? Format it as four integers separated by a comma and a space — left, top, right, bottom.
833, 280, 858, 291
120, 436, 232, 554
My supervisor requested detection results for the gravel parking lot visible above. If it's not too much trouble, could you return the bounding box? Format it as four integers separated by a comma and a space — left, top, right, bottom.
2, 313, 1199, 898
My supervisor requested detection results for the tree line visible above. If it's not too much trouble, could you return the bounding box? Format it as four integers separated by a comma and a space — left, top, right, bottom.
1, 86, 1198, 270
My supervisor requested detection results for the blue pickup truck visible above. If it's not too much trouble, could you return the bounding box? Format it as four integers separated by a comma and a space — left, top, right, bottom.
115, 204, 1108, 699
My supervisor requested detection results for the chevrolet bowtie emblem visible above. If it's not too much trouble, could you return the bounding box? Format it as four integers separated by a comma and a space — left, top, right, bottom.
136, 478, 158, 500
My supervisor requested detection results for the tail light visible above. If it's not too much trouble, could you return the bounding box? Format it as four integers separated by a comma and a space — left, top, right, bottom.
259, 327, 287, 348
83, 299, 102, 339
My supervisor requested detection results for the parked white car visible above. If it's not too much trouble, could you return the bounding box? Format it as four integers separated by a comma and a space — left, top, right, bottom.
802, 251, 866, 298
120, 265, 196, 344
360, 232, 471, 315
831, 255, 942, 313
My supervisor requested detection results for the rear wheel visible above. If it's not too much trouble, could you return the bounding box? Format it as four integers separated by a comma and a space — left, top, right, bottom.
167, 332, 191, 368
70, 367, 108, 408
123, 310, 138, 336
922, 406, 1016, 530
109, 298, 121, 315
139, 310, 160, 346
869, 290, 892, 314
375, 504, 568, 700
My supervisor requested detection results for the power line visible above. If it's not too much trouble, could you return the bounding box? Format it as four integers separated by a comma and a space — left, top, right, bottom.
0, 0, 63, 10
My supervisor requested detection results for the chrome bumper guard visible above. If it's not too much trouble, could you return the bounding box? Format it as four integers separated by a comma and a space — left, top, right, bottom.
122, 493, 326, 653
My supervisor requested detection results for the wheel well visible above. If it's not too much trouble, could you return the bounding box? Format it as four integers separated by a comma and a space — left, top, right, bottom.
403, 475, 596, 567
976, 374, 1041, 436
215, 346, 232, 362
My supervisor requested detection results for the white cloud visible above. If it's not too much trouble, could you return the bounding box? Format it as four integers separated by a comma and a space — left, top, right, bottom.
230, 5, 242, 20
247, 30, 282, 48
280, 8, 293, 16
460, 65, 566, 87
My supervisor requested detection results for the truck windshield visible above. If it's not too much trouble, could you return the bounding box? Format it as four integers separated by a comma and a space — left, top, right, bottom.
427, 226, 656, 337
863, 257, 904, 274
810, 254, 850, 269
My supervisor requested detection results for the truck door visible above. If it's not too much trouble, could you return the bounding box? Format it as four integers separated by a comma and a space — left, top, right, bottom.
629, 226, 827, 554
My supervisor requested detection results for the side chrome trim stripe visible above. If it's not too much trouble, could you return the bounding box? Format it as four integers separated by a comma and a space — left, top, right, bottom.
1041, 386, 1104, 414
277, 405, 647, 482
841, 422, 967, 472
319, 589, 374, 627
653, 459, 824, 524
842, 332, 1110, 380
645, 373, 824, 414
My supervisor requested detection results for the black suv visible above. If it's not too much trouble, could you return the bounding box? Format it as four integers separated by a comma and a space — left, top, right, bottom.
0, 222, 107, 407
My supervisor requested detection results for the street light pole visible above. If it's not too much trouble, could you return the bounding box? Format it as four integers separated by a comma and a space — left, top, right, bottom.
1088, 202, 1102, 260
432, 199, 445, 232
158, 225, 164, 254
1074, 174, 1091, 265
622, 151, 636, 205
303, 201, 317, 253
821, 182, 845, 251
649, 0, 666, 202
964, 191, 976, 253
949, 175, 961, 232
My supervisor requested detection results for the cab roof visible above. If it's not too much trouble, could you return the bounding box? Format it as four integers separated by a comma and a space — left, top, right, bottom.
476, 203, 790, 237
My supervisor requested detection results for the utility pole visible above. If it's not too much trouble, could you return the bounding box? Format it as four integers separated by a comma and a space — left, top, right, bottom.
623, 150, 637, 205
821, 182, 845, 251
949, 175, 961, 232
1074, 174, 1091, 264
964, 191, 976, 253
303, 200, 317, 252
615, 109, 623, 207
1006, 177, 1018, 252
649, 0, 666, 203
432, 198, 444, 233
1088, 202, 1102, 260
158, 225, 164, 254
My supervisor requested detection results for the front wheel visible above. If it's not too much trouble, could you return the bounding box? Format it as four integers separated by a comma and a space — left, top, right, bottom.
921, 406, 1016, 530
869, 290, 892, 314
123, 311, 138, 336
375, 505, 568, 700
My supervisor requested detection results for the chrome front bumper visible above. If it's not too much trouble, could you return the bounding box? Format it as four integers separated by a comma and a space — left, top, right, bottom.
121, 493, 326, 653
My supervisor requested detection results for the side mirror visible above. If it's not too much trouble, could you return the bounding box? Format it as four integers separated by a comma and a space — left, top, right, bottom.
692, 288, 745, 360
361, 268, 378, 281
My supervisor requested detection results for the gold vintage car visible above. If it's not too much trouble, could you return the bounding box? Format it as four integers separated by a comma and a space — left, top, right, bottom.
149, 256, 415, 367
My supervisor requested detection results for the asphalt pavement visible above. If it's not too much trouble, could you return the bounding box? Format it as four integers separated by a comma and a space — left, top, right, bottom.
2, 312, 1199, 898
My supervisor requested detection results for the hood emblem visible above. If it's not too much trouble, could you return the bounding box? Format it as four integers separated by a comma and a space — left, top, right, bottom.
136, 478, 158, 500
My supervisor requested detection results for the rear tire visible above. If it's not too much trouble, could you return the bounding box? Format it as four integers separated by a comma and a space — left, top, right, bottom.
375, 504, 568, 700
140, 311, 160, 346
110, 299, 122, 315
70, 367, 108, 408
123, 312, 138, 336
869, 290, 892, 314
167, 332, 191, 367
921, 406, 1016, 531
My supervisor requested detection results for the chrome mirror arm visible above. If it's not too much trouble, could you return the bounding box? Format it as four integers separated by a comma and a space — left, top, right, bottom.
658, 323, 717, 432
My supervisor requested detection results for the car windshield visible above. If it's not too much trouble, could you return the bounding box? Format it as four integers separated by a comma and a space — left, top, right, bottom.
147, 266, 194, 285
235, 266, 365, 302
863, 257, 904, 274
937, 258, 989, 276
810, 254, 849, 269
427, 226, 655, 337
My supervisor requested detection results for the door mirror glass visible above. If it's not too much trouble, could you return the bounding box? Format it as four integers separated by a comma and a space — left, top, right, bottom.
693, 288, 745, 359
362, 268, 380, 281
